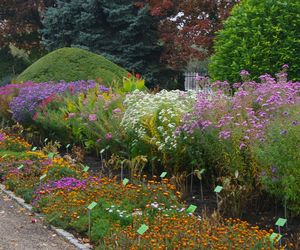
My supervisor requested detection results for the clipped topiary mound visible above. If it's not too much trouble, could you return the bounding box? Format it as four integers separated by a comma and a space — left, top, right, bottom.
17, 47, 128, 84
209, 0, 300, 83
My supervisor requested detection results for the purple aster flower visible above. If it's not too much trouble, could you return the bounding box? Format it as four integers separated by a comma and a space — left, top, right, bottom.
240, 70, 250, 76
233, 82, 241, 89
219, 130, 231, 140
100, 85, 110, 92
0, 133, 5, 142
280, 130, 287, 135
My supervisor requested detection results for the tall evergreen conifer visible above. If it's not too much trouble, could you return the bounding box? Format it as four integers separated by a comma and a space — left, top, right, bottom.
42, 0, 180, 88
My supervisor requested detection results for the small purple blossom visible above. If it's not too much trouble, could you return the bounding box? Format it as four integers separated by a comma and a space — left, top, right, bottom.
68, 113, 75, 118
240, 70, 250, 76
105, 133, 112, 140
195, 73, 205, 81
219, 130, 231, 140
280, 130, 287, 135
88, 114, 97, 121
0, 133, 5, 142
112, 108, 122, 114
233, 82, 241, 89
99, 85, 110, 92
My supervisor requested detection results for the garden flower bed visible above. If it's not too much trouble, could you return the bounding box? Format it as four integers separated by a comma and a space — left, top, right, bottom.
0, 130, 286, 249
0, 67, 299, 248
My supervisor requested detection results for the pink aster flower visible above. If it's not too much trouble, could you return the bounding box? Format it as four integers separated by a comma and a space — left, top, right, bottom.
88, 114, 97, 121
219, 130, 231, 140
105, 133, 112, 140
240, 70, 250, 76
113, 108, 122, 114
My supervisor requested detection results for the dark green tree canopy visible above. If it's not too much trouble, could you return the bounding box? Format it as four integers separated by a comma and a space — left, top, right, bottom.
41, 0, 171, 88
209, 0, 300, 82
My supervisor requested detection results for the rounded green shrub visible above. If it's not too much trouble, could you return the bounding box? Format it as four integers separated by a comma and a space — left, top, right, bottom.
209, 0, 300, 82
17, 47, 128, 84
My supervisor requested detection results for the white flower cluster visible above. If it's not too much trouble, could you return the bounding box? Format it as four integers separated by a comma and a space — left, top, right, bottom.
105, 205, 131, 218
121, 90, 196, 151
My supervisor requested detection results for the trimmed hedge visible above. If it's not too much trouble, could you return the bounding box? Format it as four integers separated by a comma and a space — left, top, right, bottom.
17, 47, 128, 84
209, 0, 300, 83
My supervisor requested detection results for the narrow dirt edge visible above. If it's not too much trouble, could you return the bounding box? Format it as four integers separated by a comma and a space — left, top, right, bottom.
0, 184, 91, 250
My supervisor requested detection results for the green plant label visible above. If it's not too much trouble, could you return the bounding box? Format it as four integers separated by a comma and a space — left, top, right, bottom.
48, 153, 55, 159
44, 138, 48, 143
66, 144, 71, 149
214, 186, 223, 193
160, 172, 167, 178
87, 201, 97, 210
275, 218, 287, 227
17, 164, 24, 170
83, 166, 90, 172
137, 224, 149, 235
1, 154, 8, 158
122, 178, 129, 186
186, 204, 197, 213
32, 147, 37, 151
270, 232, 282, 242
40, 174, 47, 181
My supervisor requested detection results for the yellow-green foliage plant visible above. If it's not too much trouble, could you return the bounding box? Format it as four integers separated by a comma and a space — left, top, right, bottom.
17, 48, 128, 85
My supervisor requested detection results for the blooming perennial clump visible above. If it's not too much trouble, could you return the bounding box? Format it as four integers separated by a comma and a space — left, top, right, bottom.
102, 214, 280, 249
121, 90, 197, 151
180, 71, 300, 146
0, 130, 31, 152
9, 80, 96, 122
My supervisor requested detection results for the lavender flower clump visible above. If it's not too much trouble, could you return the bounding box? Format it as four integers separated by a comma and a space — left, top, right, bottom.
32, 177, 100, 205
179, 71, 300, 144
9, 80, 96, 122
0, 132, 5, 142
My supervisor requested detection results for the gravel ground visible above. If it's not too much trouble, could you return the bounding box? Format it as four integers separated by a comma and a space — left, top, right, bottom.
0, 191, 77, 250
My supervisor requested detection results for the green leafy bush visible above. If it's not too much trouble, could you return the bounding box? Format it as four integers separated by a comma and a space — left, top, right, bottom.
17, 48, 128, 84
209, 0, 300, 82
255, 106, 300, 215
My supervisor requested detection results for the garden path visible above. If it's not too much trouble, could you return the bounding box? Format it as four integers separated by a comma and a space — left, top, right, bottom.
0, 191, 76, 250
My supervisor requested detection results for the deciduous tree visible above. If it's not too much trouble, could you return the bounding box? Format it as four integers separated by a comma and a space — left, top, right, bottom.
0, 0, 54, 50
144, 0, 237, 70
